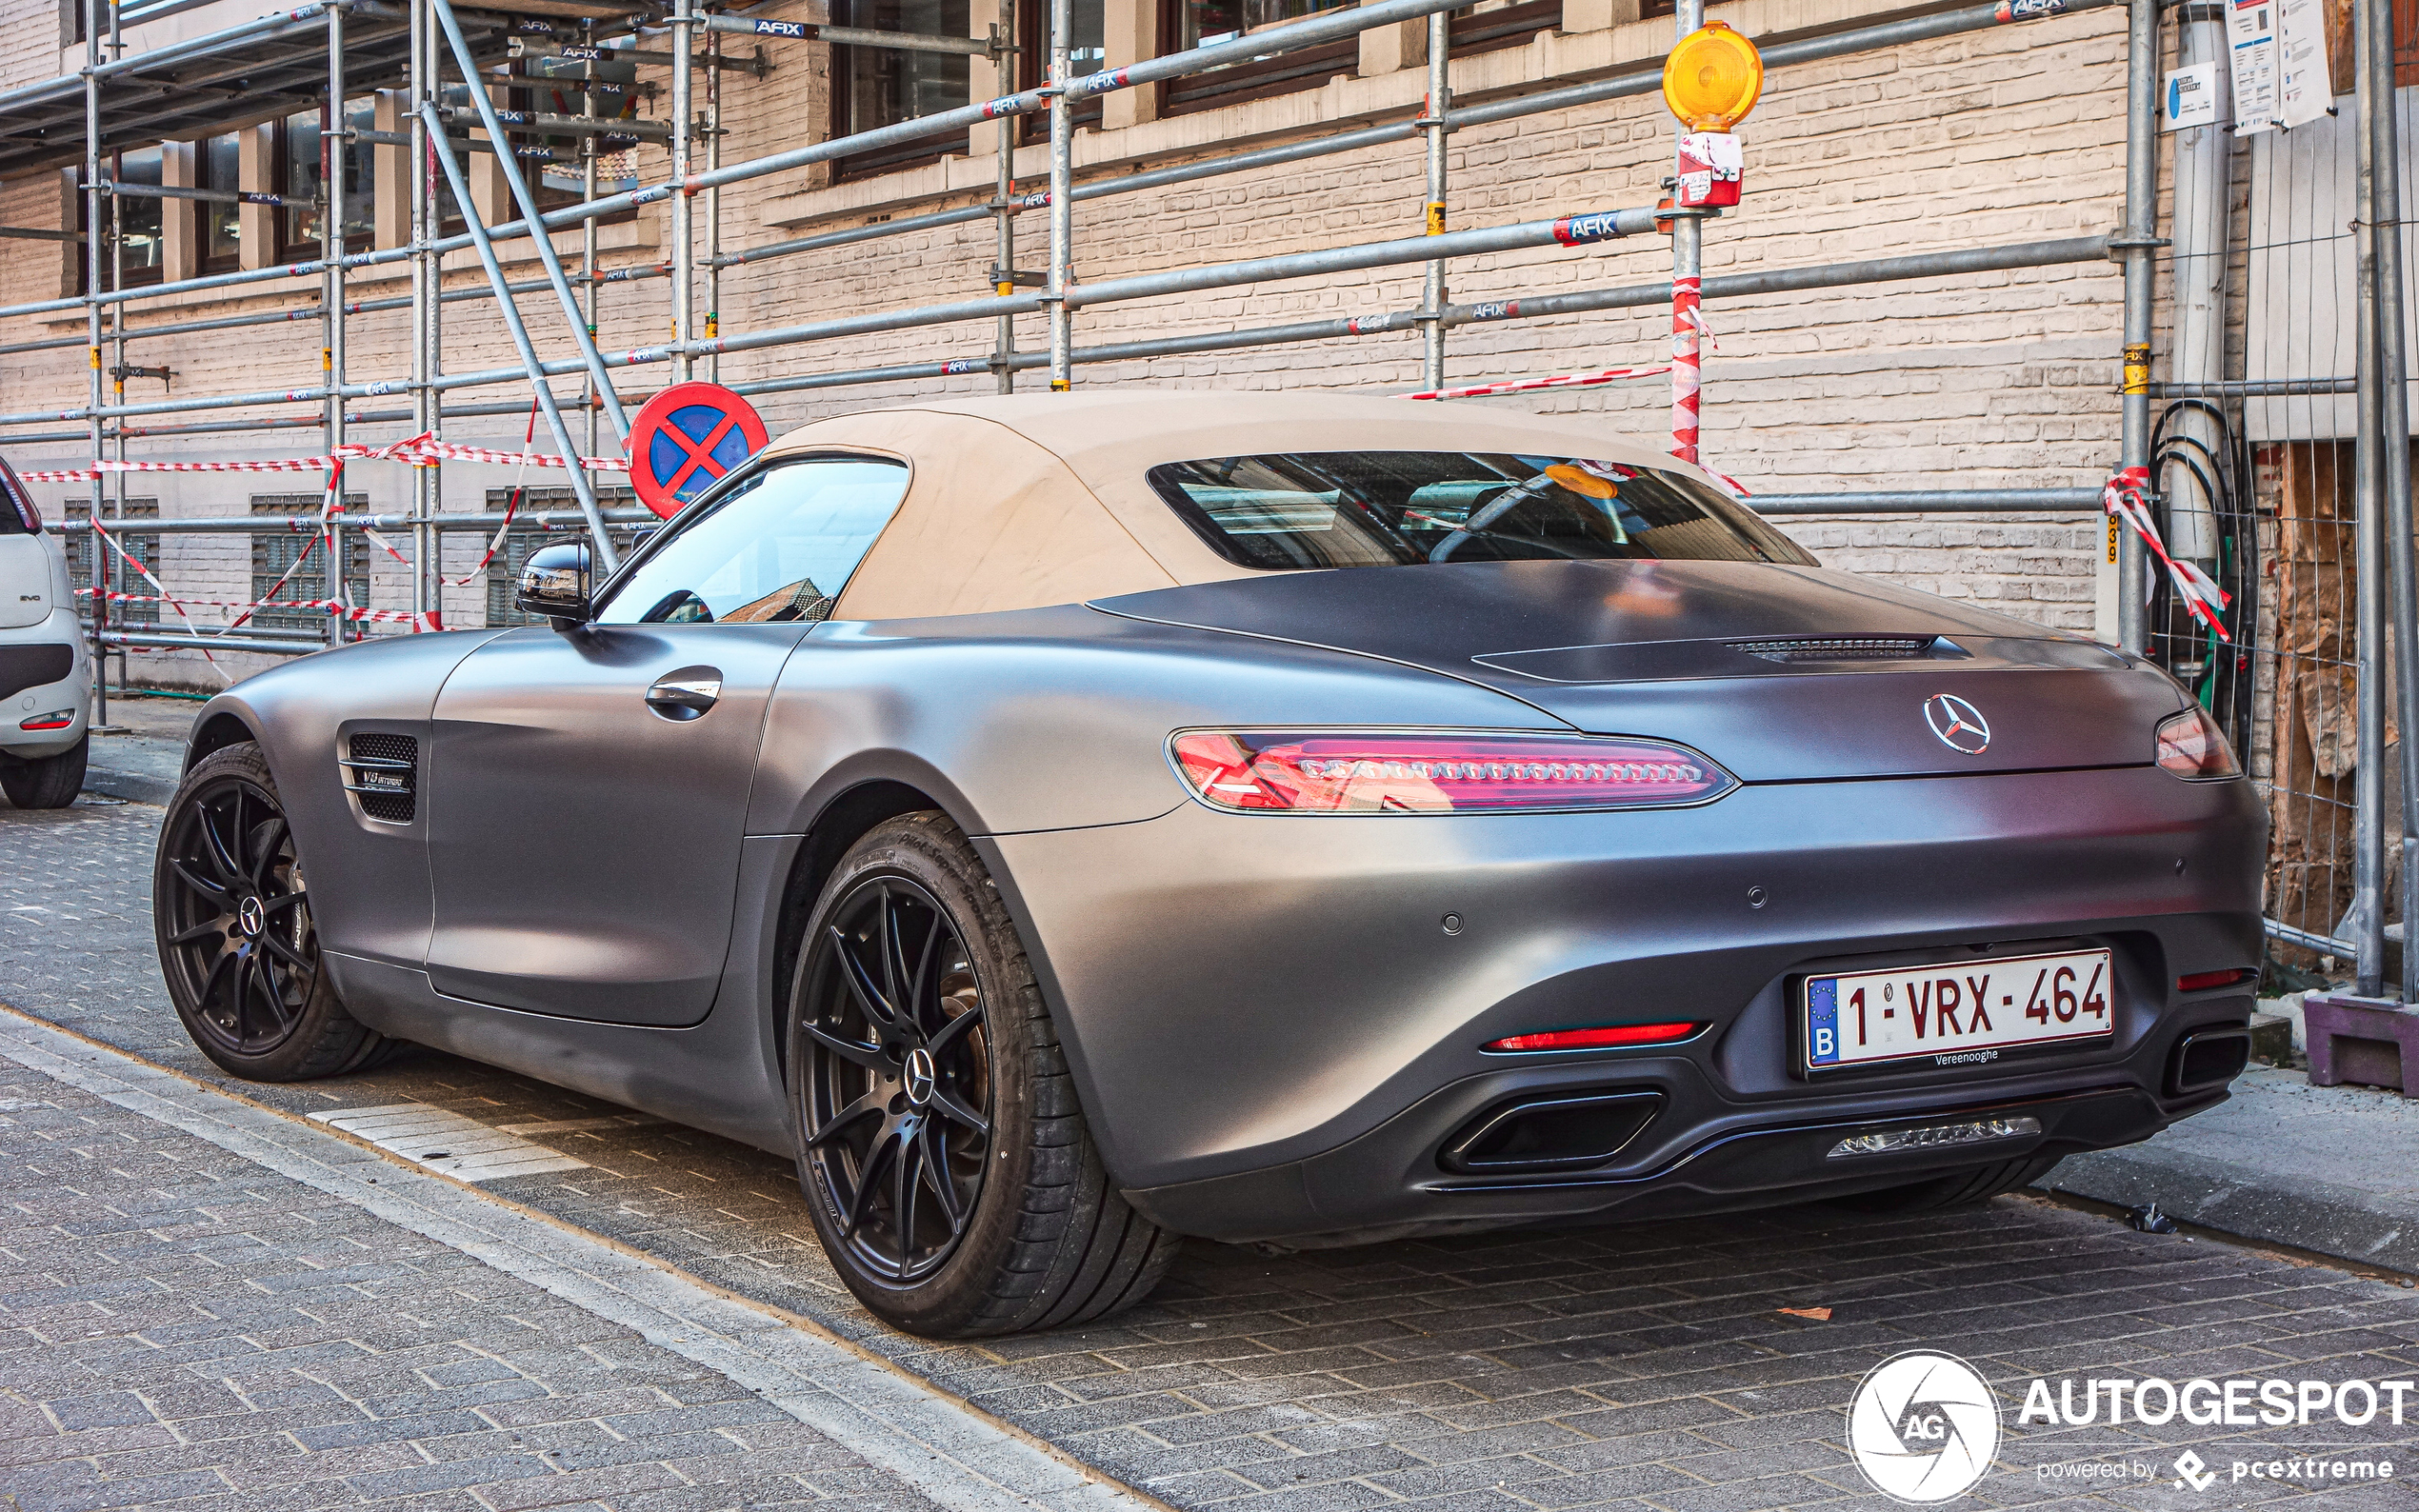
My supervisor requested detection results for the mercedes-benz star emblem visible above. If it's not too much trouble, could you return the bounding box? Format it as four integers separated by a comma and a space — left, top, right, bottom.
903, 1046, 936, 1106
237, 896, 266, 937
1923, 693, 1990, 755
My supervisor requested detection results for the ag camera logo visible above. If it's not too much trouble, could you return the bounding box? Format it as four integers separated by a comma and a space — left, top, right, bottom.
1847, 1350, 2002, 1502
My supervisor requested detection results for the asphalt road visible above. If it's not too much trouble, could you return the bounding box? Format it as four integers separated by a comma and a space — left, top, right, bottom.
5, 794, 2419, 1512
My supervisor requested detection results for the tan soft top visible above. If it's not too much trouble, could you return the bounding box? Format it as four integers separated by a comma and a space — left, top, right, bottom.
777, 391, 1703, 620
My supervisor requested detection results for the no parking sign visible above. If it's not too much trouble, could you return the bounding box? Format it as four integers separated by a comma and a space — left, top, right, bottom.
625, 382, 770, 519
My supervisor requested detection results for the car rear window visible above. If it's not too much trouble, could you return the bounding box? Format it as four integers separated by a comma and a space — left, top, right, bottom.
1146, 451, 1814, 570
0, 455, 35, 535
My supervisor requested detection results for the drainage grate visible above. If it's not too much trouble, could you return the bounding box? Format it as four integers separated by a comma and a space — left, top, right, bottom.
308, 1103, 590, 1182
341, 732, 417, 824
1730, 636, 1934, 663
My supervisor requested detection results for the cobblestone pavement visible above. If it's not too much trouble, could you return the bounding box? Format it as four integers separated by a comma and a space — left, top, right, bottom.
8, 799, 2419, 1510
0, 1046, 947, 1512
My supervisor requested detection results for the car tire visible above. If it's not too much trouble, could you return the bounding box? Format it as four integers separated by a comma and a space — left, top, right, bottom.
1830, 1154, 2064, 1214
789, 812, 1180, 1338
153, 741, 397, 1081
0, 733, 88, 809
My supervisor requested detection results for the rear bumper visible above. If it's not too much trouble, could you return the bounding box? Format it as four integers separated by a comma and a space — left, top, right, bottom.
0, 612, 89, 760
983, 763, 2266, 1243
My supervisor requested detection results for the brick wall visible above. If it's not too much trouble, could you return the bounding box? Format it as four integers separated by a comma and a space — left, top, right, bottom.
0, 0, 2131, 683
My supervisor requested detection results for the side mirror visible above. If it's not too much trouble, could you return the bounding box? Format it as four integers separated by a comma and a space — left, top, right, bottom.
515, 541, 591, 628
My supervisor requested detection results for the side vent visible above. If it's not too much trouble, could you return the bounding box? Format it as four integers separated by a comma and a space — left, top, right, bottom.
1730, 636, 1937, 664
341, 733, 418, 824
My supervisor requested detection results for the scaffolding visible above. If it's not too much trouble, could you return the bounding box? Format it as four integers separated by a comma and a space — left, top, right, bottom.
10, 0, 2419, 991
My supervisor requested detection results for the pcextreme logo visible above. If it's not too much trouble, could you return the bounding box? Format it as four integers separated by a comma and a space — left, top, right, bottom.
1846, 1350, 2001, 1503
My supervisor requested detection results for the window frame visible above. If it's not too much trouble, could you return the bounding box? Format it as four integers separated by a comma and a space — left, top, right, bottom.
250, 491, 369, 634
828, 0, 976, 182
75, 148, 168, 294
1013, 0, 1105, 140
1447, 0, 1562, 58
195, 129, 244, 275
1154, 0, 1360, 118
274, 101, 379, 262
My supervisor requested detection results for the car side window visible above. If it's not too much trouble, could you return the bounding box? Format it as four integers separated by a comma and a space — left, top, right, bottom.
594, 456, 909, 626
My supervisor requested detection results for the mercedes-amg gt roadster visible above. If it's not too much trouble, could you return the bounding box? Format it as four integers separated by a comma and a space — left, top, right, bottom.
154, 391, 2264, 1337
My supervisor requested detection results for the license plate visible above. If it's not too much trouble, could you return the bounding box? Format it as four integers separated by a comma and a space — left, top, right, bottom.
1803, 947, 2114, 1072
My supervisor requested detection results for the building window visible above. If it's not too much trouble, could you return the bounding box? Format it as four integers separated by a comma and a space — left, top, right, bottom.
830, 0, 972, 180
1014, 0, 1105, 137
481, 486, 641, 627
64, 499, 158, 625
251, 494, 367, 634
1158, 0, 1357, 116
1448, 0, 1562, 56
279, 101, 376, 259
198, 130, 243, 273
76, 147, 164, 292
514, 51, 650, 200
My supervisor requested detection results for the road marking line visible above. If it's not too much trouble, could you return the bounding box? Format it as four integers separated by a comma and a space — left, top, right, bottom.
0, 1007, 1164, 1512
307, 1102, 591, 1179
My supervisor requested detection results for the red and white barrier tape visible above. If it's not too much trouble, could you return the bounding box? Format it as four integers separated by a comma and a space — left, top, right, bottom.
75, 587, 430, 626
1408, 364, 1673, 402
1670, 275, 1703, 466
2104, 465, 2232, 641
19, 431, 628, 484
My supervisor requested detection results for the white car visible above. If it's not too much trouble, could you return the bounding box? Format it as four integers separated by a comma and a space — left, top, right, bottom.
0, 458, 90, 808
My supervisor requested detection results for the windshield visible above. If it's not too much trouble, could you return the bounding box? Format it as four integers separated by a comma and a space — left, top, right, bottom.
1147, 451, 1813, 570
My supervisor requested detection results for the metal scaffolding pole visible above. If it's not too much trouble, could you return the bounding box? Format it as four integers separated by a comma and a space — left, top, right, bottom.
2353, 0, 2389, 994
993, 0, 1015, 394
410, 0, 432, 629
82, 0, 106, 723
430, 0, 630, 438
671, 0, 696, 382
2116, 0, 2157, 654
583, 17, 601, 461
1669, 0, 1703, 465
2374, 0, 2419, 1003
1420, 9, 1448, 391
707, 9, 723, 386
1046, 0, 1071, 390
324, 0, 350, 649
419, 105, 618, 570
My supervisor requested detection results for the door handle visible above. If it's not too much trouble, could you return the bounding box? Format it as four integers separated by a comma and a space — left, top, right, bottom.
646, 667, 722, 722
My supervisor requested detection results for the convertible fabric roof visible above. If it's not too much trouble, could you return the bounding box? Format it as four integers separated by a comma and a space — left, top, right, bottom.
765, 391, 1700, 621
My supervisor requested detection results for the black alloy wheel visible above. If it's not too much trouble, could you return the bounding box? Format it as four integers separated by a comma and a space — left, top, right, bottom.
788, 814, 1178, 1337
160, 766, 316, 1057
153, 742, 395, 1081
798, 874, 994, 1284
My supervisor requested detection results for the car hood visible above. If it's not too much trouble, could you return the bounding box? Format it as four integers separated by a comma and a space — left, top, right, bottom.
1090, 559, 2189, 782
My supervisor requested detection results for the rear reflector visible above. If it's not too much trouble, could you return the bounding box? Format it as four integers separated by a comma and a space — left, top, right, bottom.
2175, 967, 2255, 992
18, 710, 73, 731
1484, 1022, 1704, 1052
1170, 730, 1736, 814
1828, 1115, 2042, 1159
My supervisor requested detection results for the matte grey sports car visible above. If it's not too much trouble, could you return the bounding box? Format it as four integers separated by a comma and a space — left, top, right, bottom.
155, 391, 2265, 1338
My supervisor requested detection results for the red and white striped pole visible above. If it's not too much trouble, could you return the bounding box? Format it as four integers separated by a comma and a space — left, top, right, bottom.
1669, 272, 1702, 464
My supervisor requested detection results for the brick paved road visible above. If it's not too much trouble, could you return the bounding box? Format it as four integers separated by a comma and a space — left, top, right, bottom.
8, 799, 2419, 1510
0, 1054, 943, 1512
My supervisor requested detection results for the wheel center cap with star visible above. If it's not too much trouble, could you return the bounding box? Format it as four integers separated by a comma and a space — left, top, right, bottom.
903, 1046, 936, 1106
237, 896, 266, 937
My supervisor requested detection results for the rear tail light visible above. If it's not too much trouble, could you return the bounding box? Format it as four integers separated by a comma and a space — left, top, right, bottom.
1169, 730, 1736, 814
2155, 706, 2239, 780
18, 710, 73, 731
2175, 967, 2254, 993
1485, 1022, 1705, 1052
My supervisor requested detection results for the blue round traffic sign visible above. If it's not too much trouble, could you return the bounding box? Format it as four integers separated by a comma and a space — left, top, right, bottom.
626, 382, 770, 518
